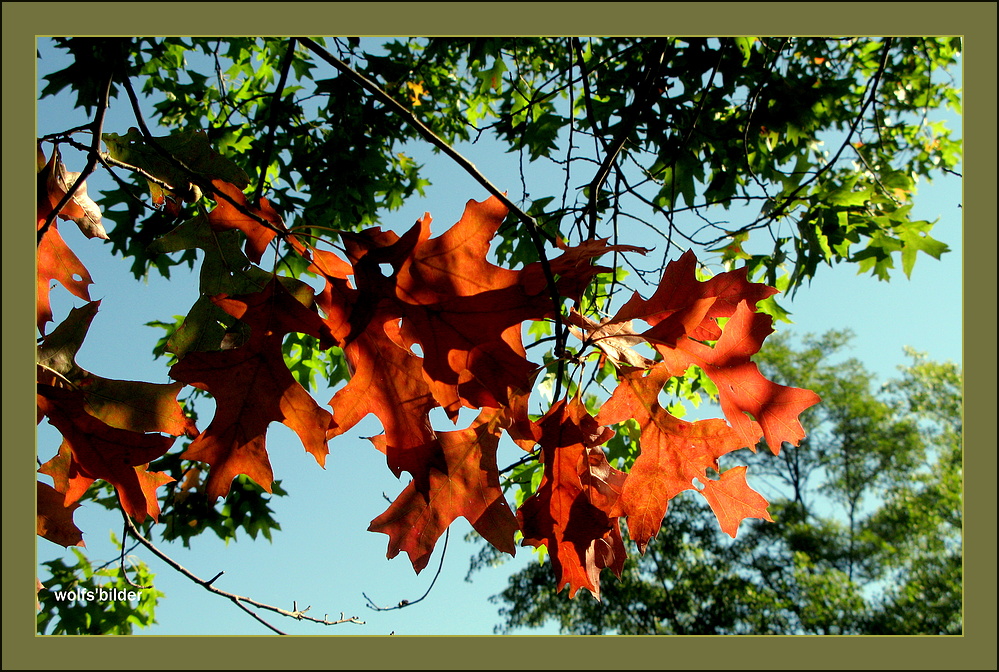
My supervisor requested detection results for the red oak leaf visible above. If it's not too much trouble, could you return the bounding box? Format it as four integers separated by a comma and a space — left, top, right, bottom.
37, 385, 175, 522
596, 363, 752, 550
581, 251, 818, 545
583, 250, 818, 454
616, 249, 777, 348
37, 145, 106, 240
329, 313, 439, 481
698, 466, 773, 537
397, 291, 542, 419
337, 201, 536, 418
308, 246, 440, 482
37, 301, 199, 438
368, 408, 519, 572
206, 179, 285, 264
518, 397, 626, 600
656, 301, 821, 453
170, 278, 335, 499
306, 247, 356, 343
36, 224, 93, 335
392, 197, 520, 303
390, 199, 640, 420
335, 198, 643, 422
37, 481, 85, 548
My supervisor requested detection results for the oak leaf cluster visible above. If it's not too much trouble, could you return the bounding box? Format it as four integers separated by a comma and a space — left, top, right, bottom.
37, 144, 819, 598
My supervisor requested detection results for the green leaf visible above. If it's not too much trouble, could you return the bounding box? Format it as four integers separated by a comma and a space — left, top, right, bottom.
734, 37, 758, 66
898, 221, 950, 277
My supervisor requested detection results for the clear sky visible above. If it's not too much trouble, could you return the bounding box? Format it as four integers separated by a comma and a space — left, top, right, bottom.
34, 37, 963, 637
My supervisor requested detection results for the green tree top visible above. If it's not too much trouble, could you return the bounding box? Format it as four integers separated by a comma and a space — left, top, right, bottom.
483, 333, 962, 636
40, 36, 961, 290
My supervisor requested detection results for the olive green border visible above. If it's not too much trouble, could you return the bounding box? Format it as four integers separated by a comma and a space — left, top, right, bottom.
5, 3, 995, 669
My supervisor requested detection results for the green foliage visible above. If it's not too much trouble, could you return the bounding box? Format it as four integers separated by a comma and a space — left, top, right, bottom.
147, 454, 289, 548
36, 534, 164, 635
480, 332, 962, 635
39, 36, 960, 290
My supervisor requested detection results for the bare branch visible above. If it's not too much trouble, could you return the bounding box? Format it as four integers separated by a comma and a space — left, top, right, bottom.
251, 38, 298, 204
362, 529, 449, 611
121, 512, 365, 634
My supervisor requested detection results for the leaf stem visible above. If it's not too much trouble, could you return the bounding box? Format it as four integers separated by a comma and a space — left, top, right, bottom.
362, 528, 449, 611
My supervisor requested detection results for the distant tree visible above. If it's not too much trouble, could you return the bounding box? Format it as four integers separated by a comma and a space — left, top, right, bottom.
479, 332, 962, 635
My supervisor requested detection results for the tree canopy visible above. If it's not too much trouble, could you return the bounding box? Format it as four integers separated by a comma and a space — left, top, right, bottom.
34, 35, 962, 635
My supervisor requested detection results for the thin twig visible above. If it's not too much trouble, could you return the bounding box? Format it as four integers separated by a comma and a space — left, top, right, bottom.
362, 529, 449, 611
120, 511, 365, 634
571, 37, 609, 158
499, 450, 540, 476
585, 38, 669, 242
118, 520, 147, 589
252, 38, 298, 204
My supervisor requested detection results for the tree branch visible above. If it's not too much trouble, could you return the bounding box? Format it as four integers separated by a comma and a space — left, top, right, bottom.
251, 38, 298, 204
121, 512, 365, 634
585, 38, 669, 241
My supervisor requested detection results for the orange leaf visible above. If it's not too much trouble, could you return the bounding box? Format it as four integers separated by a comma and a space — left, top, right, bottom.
585, 250, 818, 547
518, 397, 625, 600
328, 313, 439, 482
657, 301, 820, 453
368, 408, 518, 572
37, 386, 175, 522
37, 481, 85, 547
35, 225, 93, 335
596, 363, 750, 551
206, 179, 285, 264
170, 279, 334, 499
333, 198, 642, 421
698, 466, 773, 537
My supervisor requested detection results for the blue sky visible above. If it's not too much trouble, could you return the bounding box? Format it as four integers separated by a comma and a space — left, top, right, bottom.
34, 37, 963, 637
